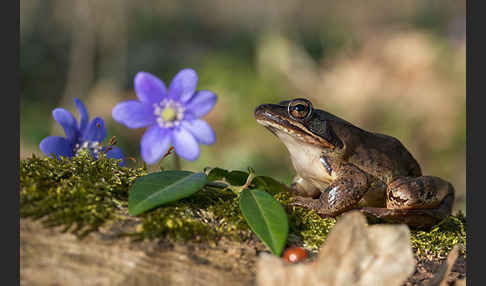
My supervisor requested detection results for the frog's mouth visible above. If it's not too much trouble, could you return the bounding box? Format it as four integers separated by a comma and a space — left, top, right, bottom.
254, 104, 335, 149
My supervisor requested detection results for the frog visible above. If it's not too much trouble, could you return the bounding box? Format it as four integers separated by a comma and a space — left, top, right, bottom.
254, 98, 454, 228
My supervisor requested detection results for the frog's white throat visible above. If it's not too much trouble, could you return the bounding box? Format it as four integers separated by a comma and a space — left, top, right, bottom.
274, 130, 334, 185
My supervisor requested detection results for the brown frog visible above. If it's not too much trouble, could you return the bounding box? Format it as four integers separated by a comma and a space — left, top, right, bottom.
254, 98, 454, 228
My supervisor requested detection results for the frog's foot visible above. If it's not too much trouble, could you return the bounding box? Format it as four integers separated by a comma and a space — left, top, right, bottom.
359, 198, 452, 229
360, 176, 455, 229
290, 196, 333, 217
291, 196, 322, 210
290, 194, 355, 218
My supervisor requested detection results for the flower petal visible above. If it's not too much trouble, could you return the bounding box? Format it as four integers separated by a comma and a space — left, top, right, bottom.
82, 117, 107, 142
181, 119, 216, 145
140, 125, 171, 165
39, 136, 74, 159
52, 108, 79, 142
172, 126, 200, 161
168, 68, 198, 102
134, 72, 168, 103
184, 90, 217, 118
112, 100, 155, 129
105, 146, 125, 166
74, 98, 89, 134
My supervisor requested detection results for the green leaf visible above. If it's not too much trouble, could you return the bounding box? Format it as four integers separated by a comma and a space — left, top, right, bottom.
252, 176, 289, 195
239, 189, 289, 256
207, 167, 249, 186
226, 170, 249, 186
128, 170, 207, 216
207, 167, 229, 182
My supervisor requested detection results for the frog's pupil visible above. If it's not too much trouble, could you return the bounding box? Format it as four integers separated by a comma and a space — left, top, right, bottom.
294, 104, 306, 112
289, 101, 312, 119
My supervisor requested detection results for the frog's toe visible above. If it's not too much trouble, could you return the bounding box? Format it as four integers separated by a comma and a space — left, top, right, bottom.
290, 196, 313, 207
290, 196, 329, 214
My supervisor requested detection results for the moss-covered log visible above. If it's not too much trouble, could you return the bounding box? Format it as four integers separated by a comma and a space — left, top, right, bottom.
20, 154, 466, 285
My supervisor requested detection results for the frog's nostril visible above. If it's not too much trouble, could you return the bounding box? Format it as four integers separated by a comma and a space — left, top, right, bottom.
254, 104, 269, 118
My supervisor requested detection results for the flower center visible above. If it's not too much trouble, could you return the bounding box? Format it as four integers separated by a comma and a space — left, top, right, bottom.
153, 99, 184, 128
162, 107, 177, 122
74, 141, 103, 158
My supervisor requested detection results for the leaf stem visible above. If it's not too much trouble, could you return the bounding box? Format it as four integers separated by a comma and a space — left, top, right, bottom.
205, 181, 229, 189
231, 169, 256, 195
241, 170, 256, 191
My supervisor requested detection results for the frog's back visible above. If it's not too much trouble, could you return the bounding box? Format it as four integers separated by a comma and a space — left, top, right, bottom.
350, 131, 422, 182
314, 109, 422, 182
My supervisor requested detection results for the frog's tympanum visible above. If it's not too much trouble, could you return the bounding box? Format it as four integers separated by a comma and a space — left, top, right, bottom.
254, 98, 454, 228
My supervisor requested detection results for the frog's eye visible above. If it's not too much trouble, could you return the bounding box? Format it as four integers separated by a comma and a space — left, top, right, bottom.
288, 98, 312, 120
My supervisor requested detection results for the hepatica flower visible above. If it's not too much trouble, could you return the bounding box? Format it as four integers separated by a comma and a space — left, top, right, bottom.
112, 69, 217, 164
39, 98, 125, 166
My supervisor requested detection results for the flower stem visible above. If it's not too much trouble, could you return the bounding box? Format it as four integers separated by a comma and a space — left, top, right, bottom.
174, 154, 181, 170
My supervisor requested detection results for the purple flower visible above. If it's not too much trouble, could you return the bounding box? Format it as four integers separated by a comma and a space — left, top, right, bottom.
39, 98, 125, 166
112, 69, 217, 164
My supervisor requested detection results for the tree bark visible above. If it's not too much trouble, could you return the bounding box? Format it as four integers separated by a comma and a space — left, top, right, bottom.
20, 219, 259, 286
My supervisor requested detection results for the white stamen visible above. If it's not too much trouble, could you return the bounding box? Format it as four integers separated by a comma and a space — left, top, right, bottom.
74, 140, 103, 157
153, 99, 185, 128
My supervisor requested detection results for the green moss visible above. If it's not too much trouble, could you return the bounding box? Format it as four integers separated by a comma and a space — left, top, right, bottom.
133, 187, 252, 242
20, 152, 146, 237
410, 212, 466, 259
20, 153, 253, 242
20, 154, 466, 259
275, 192, 336, 251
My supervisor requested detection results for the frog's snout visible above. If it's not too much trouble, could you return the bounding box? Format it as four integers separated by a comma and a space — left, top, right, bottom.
254, 104, 270, 119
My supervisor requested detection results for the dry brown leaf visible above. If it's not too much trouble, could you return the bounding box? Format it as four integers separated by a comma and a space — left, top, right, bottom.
455, 278, 466, 286
257, 211, 415, 286
425, 244, 462, 286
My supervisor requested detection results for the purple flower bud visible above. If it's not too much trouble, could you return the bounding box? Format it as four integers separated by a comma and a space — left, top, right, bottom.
40, 98, 125, 166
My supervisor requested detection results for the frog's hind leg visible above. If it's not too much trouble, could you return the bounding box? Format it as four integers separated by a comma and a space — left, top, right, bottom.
359, 196, 453, 229
359, 176, 454, 229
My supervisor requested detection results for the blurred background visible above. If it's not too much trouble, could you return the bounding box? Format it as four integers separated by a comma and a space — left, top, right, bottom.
20, 1, 466, 212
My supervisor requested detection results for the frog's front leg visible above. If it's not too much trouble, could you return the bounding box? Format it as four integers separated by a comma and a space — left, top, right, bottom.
291, 162, 370, 217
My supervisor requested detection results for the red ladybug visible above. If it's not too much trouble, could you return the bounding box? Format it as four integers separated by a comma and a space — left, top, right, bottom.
282, 246, 308, 263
